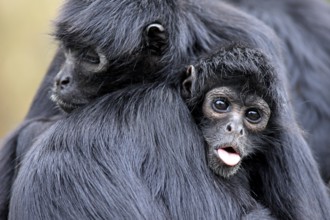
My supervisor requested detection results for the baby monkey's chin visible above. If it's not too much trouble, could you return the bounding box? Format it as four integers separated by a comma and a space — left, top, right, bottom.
207, 145, 243, 178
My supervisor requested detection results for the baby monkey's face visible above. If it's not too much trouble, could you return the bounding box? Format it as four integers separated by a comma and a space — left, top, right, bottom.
201, 86, 271, 178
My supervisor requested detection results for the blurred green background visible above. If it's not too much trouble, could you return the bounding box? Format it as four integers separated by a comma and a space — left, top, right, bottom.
0, 0, 62, 138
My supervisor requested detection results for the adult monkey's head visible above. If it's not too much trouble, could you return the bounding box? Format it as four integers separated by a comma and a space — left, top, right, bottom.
50, 0, 282, 113
51, 19, 167, 112
51, 0, 175, 112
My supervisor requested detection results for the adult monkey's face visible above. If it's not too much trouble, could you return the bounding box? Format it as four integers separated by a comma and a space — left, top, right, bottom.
51, 21, 167, 113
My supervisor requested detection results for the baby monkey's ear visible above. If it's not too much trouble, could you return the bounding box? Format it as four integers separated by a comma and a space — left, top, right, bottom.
182, 65, 197, 99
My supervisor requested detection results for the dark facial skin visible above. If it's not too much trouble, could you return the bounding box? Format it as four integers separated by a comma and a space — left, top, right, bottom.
50, 47, 109, 112
201, 86, 271, 178
183, 65, 271, 178
51, 23, 167, 113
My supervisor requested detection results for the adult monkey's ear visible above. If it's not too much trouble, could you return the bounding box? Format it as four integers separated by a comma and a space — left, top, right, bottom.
145, 23, 167, 55
182, 65, 197, 99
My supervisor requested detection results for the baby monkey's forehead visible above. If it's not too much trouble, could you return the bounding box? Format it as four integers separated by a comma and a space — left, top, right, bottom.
206, 86, 265, 102
206, 87, 238, 98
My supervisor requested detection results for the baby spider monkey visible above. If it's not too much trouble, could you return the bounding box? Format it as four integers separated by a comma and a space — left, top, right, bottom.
182, 46, 273, 178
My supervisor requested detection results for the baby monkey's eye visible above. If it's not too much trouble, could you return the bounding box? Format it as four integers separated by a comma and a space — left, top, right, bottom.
82, 49, 100, 65
212, 98, 230, 113
245, 108, 261, 123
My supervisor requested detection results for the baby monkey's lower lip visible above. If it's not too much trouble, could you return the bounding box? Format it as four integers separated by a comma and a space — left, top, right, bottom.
215, 145, 241, 167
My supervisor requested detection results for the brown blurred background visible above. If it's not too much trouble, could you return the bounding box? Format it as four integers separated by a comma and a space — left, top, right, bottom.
1, 1, 329, 138
0, 0, 63, 138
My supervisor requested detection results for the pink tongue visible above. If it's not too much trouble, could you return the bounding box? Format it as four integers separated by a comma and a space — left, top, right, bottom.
217, 148, 241, 166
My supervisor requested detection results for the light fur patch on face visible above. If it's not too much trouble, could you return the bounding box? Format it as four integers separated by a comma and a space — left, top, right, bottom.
243, 95, 271, 131
202, 87, 238, 119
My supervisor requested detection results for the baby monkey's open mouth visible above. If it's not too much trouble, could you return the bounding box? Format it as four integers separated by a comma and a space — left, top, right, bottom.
215, 145, 241, 167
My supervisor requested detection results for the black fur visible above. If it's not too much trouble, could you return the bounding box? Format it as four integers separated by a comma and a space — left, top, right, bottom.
9, 83, 274, 220
1, 0, 330, 219
224, 0, 330, 183
0, 50, 65, 219
0, 1, 280, 218
186, 46, 330, 219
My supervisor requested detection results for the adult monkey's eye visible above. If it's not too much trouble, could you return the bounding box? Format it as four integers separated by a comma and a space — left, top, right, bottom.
212, 98, 230, 113
245, 108, 261, 123
82, 49, 100, 64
